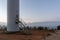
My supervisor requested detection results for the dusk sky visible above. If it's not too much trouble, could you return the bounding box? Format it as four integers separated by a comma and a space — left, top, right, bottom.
0, 0, 60, 23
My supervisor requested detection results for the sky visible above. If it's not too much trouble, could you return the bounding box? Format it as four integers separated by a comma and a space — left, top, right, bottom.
0, 0, 60, 23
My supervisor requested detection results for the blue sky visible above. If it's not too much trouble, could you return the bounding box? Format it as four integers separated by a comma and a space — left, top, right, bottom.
0, 0, 60, 23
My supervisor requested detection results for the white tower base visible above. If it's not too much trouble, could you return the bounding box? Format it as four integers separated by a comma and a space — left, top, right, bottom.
7, 0, 20, 32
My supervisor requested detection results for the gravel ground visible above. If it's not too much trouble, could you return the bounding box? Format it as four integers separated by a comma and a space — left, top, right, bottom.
42, 30, 60, 40
0, 30, 48, 40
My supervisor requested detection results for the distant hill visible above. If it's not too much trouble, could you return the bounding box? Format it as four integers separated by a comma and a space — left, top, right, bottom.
27, 21, 60, 29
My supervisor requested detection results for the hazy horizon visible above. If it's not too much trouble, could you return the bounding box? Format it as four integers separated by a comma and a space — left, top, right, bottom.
0, 0, 60, 23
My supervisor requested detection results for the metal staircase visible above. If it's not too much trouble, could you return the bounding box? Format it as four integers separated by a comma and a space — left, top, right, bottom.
18, 18, 31, 35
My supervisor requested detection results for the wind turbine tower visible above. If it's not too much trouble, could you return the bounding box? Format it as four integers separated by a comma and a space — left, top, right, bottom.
7, 0, 20, 32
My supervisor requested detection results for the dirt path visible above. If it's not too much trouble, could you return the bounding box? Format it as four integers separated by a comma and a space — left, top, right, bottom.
42, 30, 60, 40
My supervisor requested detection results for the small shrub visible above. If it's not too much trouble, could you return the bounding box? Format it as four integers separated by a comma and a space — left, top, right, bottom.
44, 27, 48, 30
57, 25, 60, 30
38, 26, 44, 30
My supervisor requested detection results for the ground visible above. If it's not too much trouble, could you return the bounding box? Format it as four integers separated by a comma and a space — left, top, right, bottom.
0, 30, 56, 40
42, 30, 60, 40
